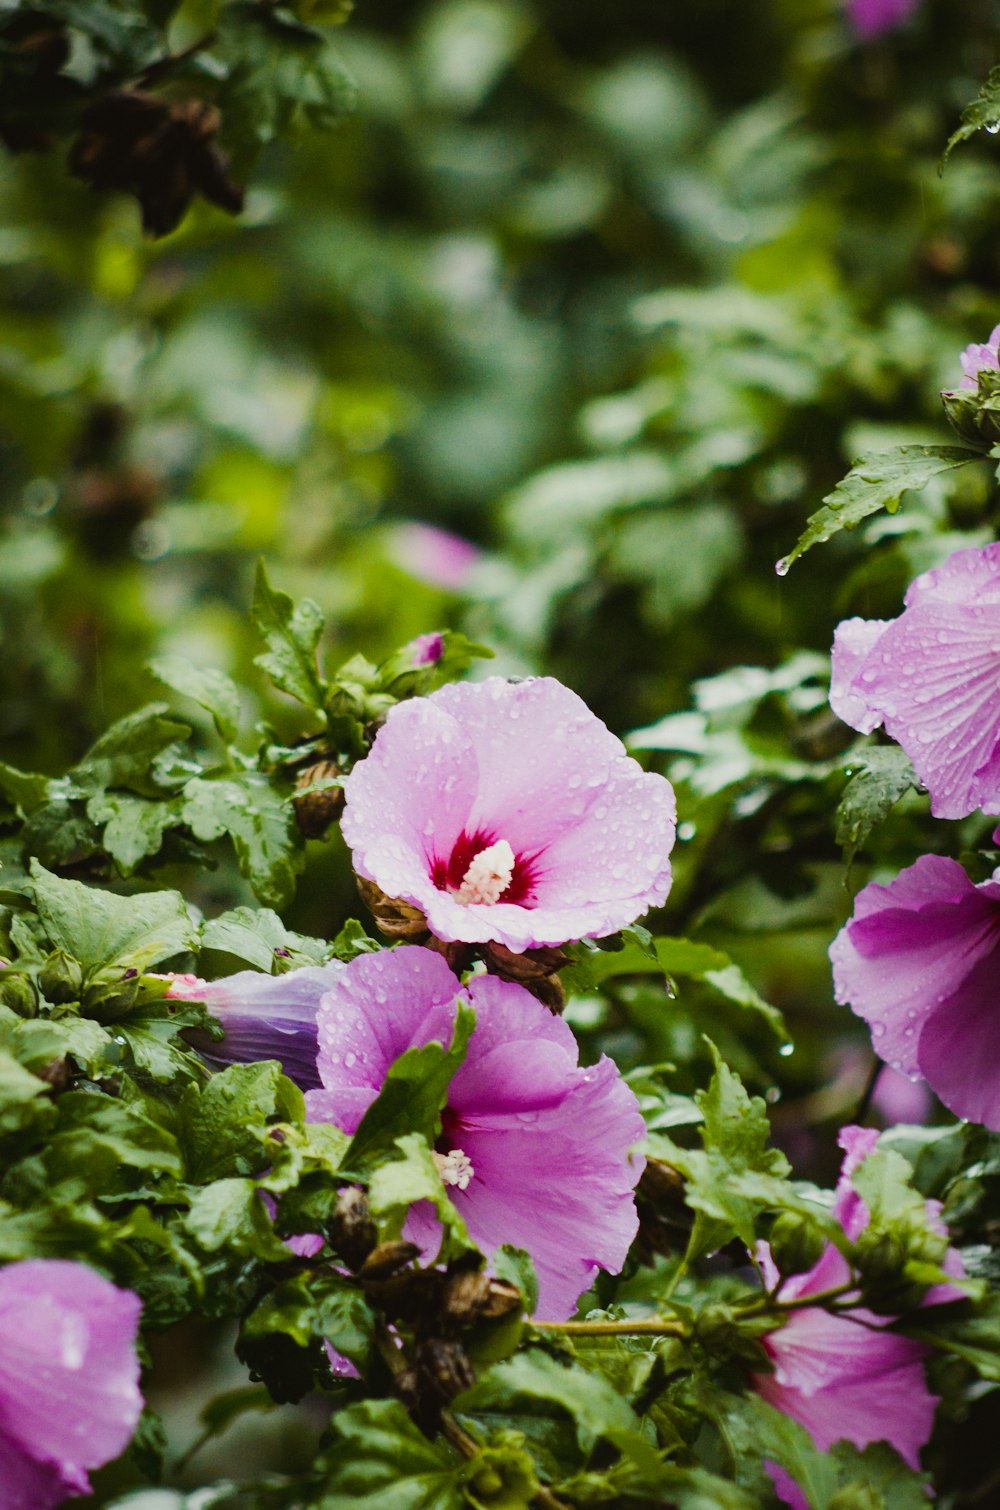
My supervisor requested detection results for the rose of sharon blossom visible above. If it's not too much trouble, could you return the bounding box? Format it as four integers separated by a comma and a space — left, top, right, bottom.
846, 0, 918, 38
0, 1259, 143, 1510
830, 542, 1000, 819
304, 946, 646, 1319
830, 854, 1000, 1129
754, 1127, 961, 1510
166, 964, 345, 1091
341, 676, 676, 952
959, 324, 1000, 390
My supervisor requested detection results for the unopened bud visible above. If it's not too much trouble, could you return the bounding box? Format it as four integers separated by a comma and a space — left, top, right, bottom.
39, 950, 83, 1005
768, 1212, 827, 1278
0, 970, 38, 1017
828, 1485, 886, 1510
293, 760, 344, 838
940, 373, 1000, 448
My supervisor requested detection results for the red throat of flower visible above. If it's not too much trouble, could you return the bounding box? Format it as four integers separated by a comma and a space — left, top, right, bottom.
431, 829, 537, 906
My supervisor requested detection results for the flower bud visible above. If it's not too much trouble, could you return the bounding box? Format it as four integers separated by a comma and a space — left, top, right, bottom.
39, 950, 84, 1004
768, 1212, 827, 1277
828, 1485, 885, 1510
293, 760, 345, 839
940, 374, 1000, 448
461, 1435, 540, 1509
0, 969, 38, 1017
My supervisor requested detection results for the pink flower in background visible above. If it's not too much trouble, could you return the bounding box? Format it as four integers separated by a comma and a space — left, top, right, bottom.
166, 965, 345, 1091
846, 0, 918, 38
407, 631, 445, 667
304, 947, 646, 1319
831, 855, 1000, 1129
342, 676, 676, 952
754, 1126, 960, 1510
829, 542, 1000, 818
0, 1259, 143, 1509
387, 522, 482, 592
959, 324, 1000, 389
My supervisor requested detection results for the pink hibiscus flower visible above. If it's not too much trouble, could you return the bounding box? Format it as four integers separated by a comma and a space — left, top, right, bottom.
0, 1259, 143, 1510
959, 323, 1000, 390
830, 854, 1000, 1129
341, 676, 676, 952
829, 542, 1000, 819
303, 946, 646, 1319
755, 1126, 962, 1509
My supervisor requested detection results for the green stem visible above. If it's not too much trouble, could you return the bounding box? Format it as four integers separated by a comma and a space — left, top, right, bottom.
533, 1317, 688, 1338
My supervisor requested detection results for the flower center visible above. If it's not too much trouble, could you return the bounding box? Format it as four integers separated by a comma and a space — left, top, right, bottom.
433, 1148, 475, 1190
453, 839, 516, 906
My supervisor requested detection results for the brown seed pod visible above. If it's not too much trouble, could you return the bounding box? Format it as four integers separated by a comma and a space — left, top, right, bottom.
357, 1240, 422, 1282
415, 1337, 476, 1404
293, 760, 345, 838
356, 875, 429, 940
328, 1186, 377, 1271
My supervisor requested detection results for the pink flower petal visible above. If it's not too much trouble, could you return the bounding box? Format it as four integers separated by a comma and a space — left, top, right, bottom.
0, 1260, 142, 1505
829, 617, 890, 734
831, 855, 1000, 1079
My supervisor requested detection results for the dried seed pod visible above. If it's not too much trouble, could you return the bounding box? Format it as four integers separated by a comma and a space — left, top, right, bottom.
356, 875, 429, 940
293, 760, 345, 838
69, 90, 244, 237
357, 1240, 421, 1282
441, 1270, 521, 1327
480, 941, 570, 983
328, 1187, 377, 1271
416, 1337, 476, 1403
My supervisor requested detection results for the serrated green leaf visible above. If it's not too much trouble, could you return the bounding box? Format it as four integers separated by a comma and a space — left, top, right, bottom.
317, 1398, 463, 1509
251, 561, 327, 710
150, 655, 242, 744
780, 446, 979, 569
836, 746, 919, 862
179, 1060, 302, 1183
184, 1177, 290, 1259
74, 704, 192, 797
182, 771, 303, 908
201, 905, 330, 970
30, 863, 198, 971
942, 65, 1000, 164
85, 791, 182, 875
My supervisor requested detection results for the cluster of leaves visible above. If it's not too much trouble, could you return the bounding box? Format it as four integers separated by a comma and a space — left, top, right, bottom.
0, 564, 488, 906
0, 0, 355, 232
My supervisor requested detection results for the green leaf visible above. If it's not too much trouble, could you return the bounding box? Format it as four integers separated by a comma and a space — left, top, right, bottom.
316, 1398, 463, 1509
943, 65, 1000, 164
149, 655, 242, 744
179, 1061, 303, 1183
184, 1177, 290, 1260
182, 770, 304, 908
343, 1000, 475, 1176
30, 863, 198, 971
779, 446, 979, 570
243, 1269, 375, 1370
368, 1131, 475, 1262
0, 1047, 53, 1136
493, 1246, 538, 1318
201, 905, 331, 970
836, 746, 919, 862
562, 936, 784, 1037
85, 792, 182, 875
74, 704, 192, 797
251, 560, 327, 710
653, 1048, 790, 1262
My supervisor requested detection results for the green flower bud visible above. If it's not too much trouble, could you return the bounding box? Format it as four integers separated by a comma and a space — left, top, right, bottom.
828, 1483, 886, 1510
39, 950, 84, 1005
460, 1433, 539, 1509
768, 1212, 827, 1277
0, 969, 38, 1017
940, 370, 1000, 448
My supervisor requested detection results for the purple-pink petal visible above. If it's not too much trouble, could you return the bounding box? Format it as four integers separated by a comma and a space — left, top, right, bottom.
304, 947, 645, 1320
831, 855, 1000, 1126
342, 677, 675, 951
173, 964, 347, 1091
846, 0, 919, 38
754, 1127, 959, 1507
0, 1260, 143, 1509
829, 543, 1000, 819
959, 324, 1000, 390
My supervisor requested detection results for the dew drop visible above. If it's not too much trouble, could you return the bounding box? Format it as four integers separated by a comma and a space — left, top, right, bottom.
775, 557, 790, 577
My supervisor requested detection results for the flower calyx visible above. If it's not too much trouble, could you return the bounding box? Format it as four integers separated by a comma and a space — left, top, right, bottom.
293, 759, 345, 838
356, 874, 430, 940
